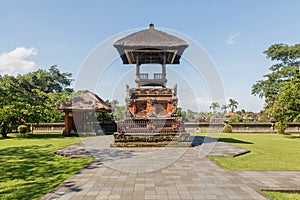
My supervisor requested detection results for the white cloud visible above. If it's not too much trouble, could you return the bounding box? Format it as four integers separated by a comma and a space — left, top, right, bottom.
226, 32, 240, 45
0, 47, 37, 75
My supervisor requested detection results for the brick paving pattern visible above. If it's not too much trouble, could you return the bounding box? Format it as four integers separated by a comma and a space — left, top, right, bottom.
43, 135, 300, 200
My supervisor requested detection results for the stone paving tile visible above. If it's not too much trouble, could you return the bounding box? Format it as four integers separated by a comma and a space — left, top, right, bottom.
42, 135, 300, 200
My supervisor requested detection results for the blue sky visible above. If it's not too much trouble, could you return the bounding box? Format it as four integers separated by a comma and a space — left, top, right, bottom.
1, 0, 300, 112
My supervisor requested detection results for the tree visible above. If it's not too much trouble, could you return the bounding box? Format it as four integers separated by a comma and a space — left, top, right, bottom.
221, 105, 228, 114
17, 65, 73, 93
210, 102, 220, 113
186, 109, 196, 121
252, 44, 300, 105
229, 114, 243, 122
266, 76, 300, 133
179, 110, 189, 122
97, 100, 127, 122
252, 43, 300, 132
0, 66, 73, 138
113, 105, 126, 121
228, 99, 238, 112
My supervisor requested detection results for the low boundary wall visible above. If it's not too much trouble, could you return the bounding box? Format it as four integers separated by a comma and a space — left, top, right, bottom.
185, 122, 300, 133
29, 122, 117, 134
28, 122, 300, 134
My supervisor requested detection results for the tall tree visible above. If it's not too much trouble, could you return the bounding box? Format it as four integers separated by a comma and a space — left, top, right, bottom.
221, 104, 228, 114
17, 65, 73, 93
266, 76, 300, 129
0, 66, 73, 138
252, 43, 300, 133
228, 99, 238, 112
210, 102, 220, 113
252, 44, 300, 105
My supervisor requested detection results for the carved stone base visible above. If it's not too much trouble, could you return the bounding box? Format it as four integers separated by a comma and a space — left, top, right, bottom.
111, 132, 191, 147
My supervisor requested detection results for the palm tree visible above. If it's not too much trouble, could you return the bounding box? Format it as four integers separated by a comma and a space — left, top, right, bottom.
228, 99, 238, 112
221, 104, 228, 114
210, 102, 220, 113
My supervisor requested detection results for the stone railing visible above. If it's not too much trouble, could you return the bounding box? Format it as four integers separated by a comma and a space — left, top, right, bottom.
29, 122, 117, 134
185, 122, 300, 133
27, 122, 300, 134
29, 123, 65, 133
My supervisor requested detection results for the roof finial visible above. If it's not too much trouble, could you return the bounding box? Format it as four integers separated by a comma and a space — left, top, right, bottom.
149, 23, 154, 29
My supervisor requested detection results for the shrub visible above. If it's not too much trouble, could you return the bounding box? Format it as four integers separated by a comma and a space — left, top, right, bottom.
275, 122, 287, 134
229, 115, 243, 122
293, 114, 300, 122
223, 124, 233, 133
18, 125, 28, 134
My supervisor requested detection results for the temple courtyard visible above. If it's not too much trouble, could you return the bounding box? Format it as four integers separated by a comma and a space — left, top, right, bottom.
40, 135, 300, 200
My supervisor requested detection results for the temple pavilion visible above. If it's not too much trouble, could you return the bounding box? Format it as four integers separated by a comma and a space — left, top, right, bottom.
112, 24, 190, 147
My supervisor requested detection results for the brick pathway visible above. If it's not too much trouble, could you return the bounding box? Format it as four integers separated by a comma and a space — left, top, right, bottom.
42, 135, 300, 200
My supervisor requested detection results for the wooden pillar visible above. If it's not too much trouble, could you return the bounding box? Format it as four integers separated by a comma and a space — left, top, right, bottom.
64, 111, 73, 135
161, 64, 166, 88
136, 55, 140, 88
136, 64, 141, 88
162, 53, 167, 87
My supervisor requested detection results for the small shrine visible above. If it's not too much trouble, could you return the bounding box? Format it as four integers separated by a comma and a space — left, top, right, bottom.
112, 24, 190, 147
58, 90, 112, 135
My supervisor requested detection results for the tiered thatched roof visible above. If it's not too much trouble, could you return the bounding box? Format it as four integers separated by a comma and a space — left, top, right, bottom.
114, 23, 188, 64
58, 90, 112, 112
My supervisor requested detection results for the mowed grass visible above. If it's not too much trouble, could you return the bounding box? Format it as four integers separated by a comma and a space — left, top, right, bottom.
205, 133, 300, 170
0, 133, 93, 200
263, 191, 300, 200
203, 133, 300, 199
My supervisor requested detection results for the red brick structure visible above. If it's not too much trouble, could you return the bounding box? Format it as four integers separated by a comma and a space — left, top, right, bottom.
112, 24, 190, 147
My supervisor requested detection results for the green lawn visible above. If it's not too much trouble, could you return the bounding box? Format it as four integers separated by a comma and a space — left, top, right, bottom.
202, 133, 300, 200
0, 133, 93, 200
206, 133, 300, 170
263, 191, 300, 200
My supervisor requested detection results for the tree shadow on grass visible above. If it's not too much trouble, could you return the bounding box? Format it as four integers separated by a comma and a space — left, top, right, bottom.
284, 135, 300, 139
190, 136, 252, 147
24, 133, 69, 139
218, 138, 253, 144
0, 145, 88, 200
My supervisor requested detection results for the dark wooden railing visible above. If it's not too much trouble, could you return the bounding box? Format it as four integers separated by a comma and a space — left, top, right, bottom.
117, 119, 184, 134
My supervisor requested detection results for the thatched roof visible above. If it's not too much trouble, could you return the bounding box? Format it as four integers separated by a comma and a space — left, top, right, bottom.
114, 24, 188, 64
58, 90, 112, 112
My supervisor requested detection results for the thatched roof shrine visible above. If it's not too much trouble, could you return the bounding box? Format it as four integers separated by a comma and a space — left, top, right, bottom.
58, 90, 112, 112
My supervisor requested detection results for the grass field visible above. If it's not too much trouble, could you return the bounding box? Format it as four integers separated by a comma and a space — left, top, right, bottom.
1, 132, 299, 200
263, 191, 300, 200
203, 133, 300, 199
0, 133, 93, 200
206, 133, 300, 170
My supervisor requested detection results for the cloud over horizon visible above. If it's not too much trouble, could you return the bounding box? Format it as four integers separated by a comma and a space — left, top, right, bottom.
0, 47, 37, 75
226, 32, 240, 45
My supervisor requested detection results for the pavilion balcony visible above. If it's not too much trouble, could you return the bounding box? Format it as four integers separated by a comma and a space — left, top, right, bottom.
136, 73, 167, 87
138, 73, 165, 80
139, 73, 149, 80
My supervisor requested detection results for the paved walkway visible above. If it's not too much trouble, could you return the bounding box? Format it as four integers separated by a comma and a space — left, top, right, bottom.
42, 136, 300, 200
